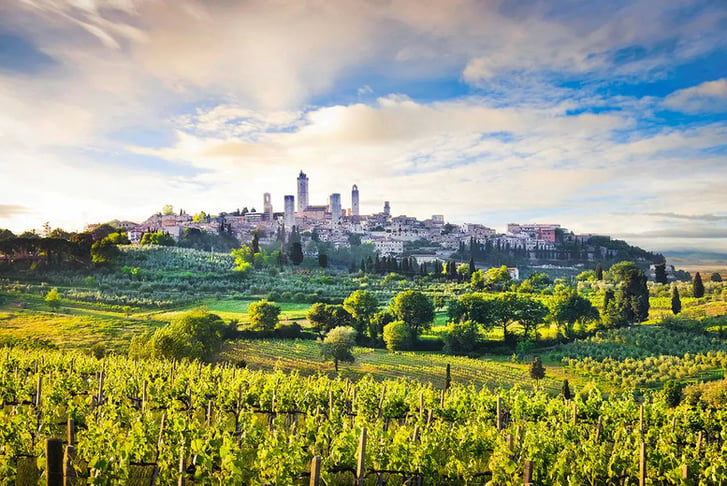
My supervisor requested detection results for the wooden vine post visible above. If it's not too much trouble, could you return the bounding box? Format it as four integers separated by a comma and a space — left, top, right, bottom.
639, 441, 646, 486
356, 428, 367, 486
46, 438, 63, 486
309, 455, 321, 486
523, 459, 533, 486
497, 397, 503, 430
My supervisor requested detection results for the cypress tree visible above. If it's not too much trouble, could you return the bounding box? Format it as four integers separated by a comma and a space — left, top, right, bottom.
693, 272, 705, 298
671, 285, 681, 315
561, 379, 571, 400
654, 263, 668, 284
595, 263, 603, 281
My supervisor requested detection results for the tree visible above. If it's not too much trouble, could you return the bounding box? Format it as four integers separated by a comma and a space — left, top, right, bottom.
231, 245, 254, 273
318, 253, 328, 268
306, 304, 352, 338
128, 309, 228, 361
140, 231, 175, 246
561, 379, 571, 400
608, 261, 649, 323
45, 288, 61, 311
595, 263, 604, 281
654, 263, 668, 284
550, 289, 600, 337
162, 204, 174, 215
247, 300, 280, 331
91, 238, 120, 265
662, 380, 683, 408
443, 320, 479, 355
105, 232, 130, 245
289, 242, 304, 266
710, 272, 723, 282
192, 211, 208, 223
343, 290, 379, 338
388, 290, 435, 338
307, 303, 333, 338
693, 272, 705, 298
671, 285, 682, 315
529, 356, 545, 388
321, 326, 357, 372
513, 296, 550, 341
383, 321, 411, 351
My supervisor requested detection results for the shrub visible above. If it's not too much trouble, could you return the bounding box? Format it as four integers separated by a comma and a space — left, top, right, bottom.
443, 320, 480, 355
275, 322, 303, 339
128, 309, 227, 361
383, 321, 411, 351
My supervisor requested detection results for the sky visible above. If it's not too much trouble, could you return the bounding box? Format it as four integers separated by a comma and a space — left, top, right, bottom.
0, 0, 726, 256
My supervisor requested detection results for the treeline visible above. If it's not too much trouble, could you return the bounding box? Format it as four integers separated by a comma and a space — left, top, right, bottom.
451, 235, 665, 268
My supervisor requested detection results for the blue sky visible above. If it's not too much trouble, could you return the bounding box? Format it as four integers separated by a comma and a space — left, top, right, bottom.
0, 0, 726, 256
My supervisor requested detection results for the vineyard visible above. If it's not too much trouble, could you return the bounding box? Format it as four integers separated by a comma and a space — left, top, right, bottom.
549, 326, 727, 389
2, 348, 727, 485
221, 339, 561, 392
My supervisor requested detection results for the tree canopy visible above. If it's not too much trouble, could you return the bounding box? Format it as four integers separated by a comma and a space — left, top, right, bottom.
247, 300, 281, 331
388, 290, 434, 337
320, 326, 357, 371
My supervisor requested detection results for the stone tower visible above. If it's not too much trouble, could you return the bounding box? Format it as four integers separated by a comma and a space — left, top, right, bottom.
329, 193, 342, 225
263, 193, 273, 221
284, 195, 295, 229
297, 171, 309, 212
351, 184, 359, 217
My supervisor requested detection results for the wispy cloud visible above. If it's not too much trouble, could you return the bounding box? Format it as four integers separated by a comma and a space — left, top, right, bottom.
0, 204, 30, 218
663, 78, 727, 114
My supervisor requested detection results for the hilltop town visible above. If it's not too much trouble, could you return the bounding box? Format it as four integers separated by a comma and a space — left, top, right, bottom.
94, 171, 666, 274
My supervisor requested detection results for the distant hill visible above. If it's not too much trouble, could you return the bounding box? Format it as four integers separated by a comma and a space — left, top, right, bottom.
664, 250, 727, 274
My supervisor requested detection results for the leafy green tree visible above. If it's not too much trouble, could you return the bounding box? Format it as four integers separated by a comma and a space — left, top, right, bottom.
513, 296, 550, 341
388, 290, 434, 338
443, 320, 479, 355
343, 290, 379, 338
662, 380, 683, 407
231, 245, 254, 273
192, 211, 208, 223
140, 231, 175, 246
247, 300, 280, 331
529, 356, 545, 387
45, 288, 61, 311
528, 272, 552, 289
105, 232, 130, 245
710, 272, 723, 282
162, 204, 174, 215
307, 303, 332, 338
91, 238, 120, 265
654, 263, 668, 284
470, 269, 486, 290
383, 321, 411, 351
550, 289, 600, 337
321, 326, 357, 372
671, 285, 682, 315
693, 272, 705, 298
129, 309, 227, 361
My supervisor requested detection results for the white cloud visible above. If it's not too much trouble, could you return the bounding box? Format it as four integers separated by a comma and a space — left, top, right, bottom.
663, 79, 727, 114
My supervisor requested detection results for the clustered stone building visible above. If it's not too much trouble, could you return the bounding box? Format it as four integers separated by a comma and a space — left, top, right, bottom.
122, 170, 609, 263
